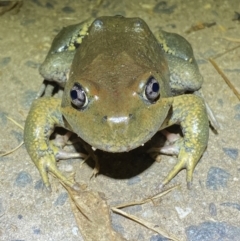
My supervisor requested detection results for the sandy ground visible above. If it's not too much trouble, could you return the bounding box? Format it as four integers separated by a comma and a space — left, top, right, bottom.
0, 0, 240, 240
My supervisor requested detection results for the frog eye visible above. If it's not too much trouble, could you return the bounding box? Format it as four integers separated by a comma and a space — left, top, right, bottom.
144, 76, 160, 102
70, 83, 88, 109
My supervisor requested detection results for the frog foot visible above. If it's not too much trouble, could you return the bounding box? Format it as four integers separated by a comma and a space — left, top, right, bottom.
156, 131, 205, 189
37, 136, 86, 191
36, 153, 79, 191
148, 130, 182, 157
159, 147, 201, 190
162, 129, 181, 144
36, 80, 63, 98
88, 151, 100, 178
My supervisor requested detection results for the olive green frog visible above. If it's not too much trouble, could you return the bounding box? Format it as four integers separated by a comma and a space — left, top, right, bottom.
24, 16, 212, 190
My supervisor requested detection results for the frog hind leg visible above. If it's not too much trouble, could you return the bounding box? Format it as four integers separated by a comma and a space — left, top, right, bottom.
148, 129, 182, 157
158, 94, 209, 188
38, 18, 94, 97
155, 30, 203, 95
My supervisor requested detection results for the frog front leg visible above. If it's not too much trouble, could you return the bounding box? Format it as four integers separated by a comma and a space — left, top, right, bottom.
24, 97, 81, 190
158, 94, 209, 188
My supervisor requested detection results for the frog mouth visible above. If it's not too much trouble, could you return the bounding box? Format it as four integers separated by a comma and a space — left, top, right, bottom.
76, 127, 157, 153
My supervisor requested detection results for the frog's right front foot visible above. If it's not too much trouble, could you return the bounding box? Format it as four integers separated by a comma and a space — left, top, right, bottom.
24, 97, 82, 191
35, 151, 77, 191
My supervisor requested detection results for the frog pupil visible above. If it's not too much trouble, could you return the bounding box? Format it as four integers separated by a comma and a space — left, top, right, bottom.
70, 90, 78, 99
152, 82, 159, 92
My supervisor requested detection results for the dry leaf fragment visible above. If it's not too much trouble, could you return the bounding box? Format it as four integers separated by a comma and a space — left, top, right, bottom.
185, 22, 216, 34
65, 185, 127, 241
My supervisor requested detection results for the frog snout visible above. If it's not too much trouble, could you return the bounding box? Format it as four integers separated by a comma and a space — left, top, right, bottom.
98, 113, 137, 152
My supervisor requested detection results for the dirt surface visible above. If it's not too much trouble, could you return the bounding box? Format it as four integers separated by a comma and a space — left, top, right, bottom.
0, 0, 240, 240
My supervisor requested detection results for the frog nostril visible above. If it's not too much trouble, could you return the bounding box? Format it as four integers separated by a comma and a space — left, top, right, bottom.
102, 116, 108, 122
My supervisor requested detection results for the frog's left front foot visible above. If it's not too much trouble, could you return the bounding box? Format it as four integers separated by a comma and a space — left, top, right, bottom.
160, 148, 199, 189
155, 94, 209, 188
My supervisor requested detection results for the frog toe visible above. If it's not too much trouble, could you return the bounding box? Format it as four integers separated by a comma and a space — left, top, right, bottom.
161, 159, 186, 187
38, 161, 52, 191
36, 154, 75, 190
47, 162, 75, 188
161, 152, 198, 188
55, 150, 87, 160
186, 164, 195, 189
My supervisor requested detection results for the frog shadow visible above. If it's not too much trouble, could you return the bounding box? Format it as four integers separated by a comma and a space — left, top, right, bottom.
83, 132, 166, 179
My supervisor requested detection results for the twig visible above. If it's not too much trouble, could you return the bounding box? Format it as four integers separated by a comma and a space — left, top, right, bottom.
0, 116, 24, 157
111, 207, 181, 241
224, 37, 240, 43
114, 185, 179, 209
208, 58, 240, 101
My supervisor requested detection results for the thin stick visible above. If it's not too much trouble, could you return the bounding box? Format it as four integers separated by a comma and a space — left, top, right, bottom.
209, 58, 240, 101
0, 142, 24, 157
114, 185, 179, 209
112, 207, 181, 241
0, 116, 24, 156
224, 37, 240, 43
7, 116, 24, 130
211, 44, 240, 59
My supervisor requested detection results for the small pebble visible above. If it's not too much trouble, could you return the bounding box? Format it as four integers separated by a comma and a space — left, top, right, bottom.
0, 56, 11, 67
234, 113, 240, 120
33, 227, 41, 234
72, 226, 79, 236
220, 202, 240, 211
11, 130, 23, 143
206, 167, 230, 190
0, 112, 7, 125
25, 60, 39, 69
34, 179, 44, 190
15, 171, 33, 187
54, 192, 68, 206
22, 90, 38, 108
186, 221, 240, 241
223, 148, 239, 160
127, 175, 141, 185
209, 203, 217, 216
175, 206, 192, 219
217, 99, 223, 106
150, 234, 169, 241
234, 103, 240, 112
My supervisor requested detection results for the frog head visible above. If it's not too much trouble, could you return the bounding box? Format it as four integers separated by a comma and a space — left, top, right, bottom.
61, 16, 173, 152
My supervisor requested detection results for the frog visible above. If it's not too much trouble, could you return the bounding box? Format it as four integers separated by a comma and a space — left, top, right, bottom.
24, 15, 213, 191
